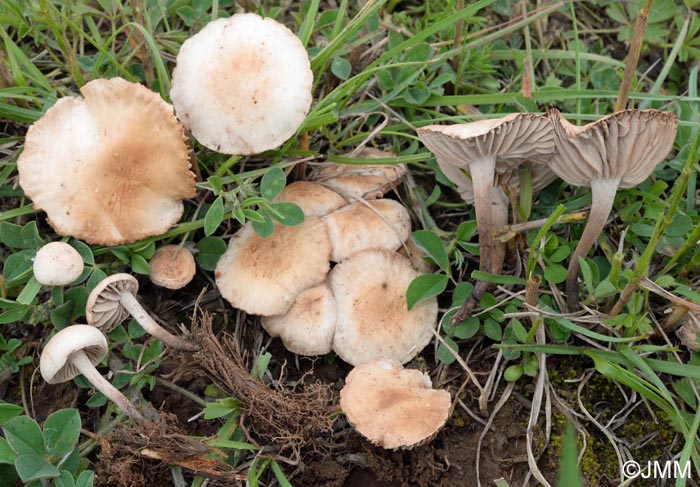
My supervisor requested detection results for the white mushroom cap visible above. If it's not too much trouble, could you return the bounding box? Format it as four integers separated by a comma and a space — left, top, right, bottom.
215, 218, 331, 316
273, 181, 347, 217
148, 245, 196, 290
18, 77, 196, 246
312, 149, 407, 201
322, 199, 411, 262
33, 242, 84, 286
340, 359, 451, 449
40, 325, 108, 384
261, 283, 336, 355
330, 250, 437, 365
171, 13, 313, 155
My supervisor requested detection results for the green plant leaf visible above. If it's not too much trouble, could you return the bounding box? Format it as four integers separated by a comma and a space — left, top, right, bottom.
195, 237, 227, 271
411, 230, 449, 272
330, 57, 352, 80
471, 271, 527, 286
55, 470, 76, 487
0, 437, 15, 464
406, 274, 448, 310
251, 212, 275, 238
14, 453, 59, 482
504, 364, 523, 382
43, 409, 81, 458
260, 167, 286, 200
0, 403, 23, 426
268, 202, 304, 226
75, 470, 95, 487
204, 196, 225, 236
557, 421, 583, 487
130, 254, 150, 275
3, 416, 44, 455
543, 263, 567, 284
483, 319, 502, 341
437, 337, 459, 365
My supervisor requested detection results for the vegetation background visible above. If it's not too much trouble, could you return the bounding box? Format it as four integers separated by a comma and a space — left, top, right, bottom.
1, 0, 700, 486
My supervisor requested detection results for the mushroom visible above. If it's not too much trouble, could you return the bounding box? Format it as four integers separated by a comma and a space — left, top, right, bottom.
330, 249, 437, 365
548, 109, 678, 309
170, 13, 313, 155
417, 114, 554, 277
322, 199, 411, 262
86, 274, 198, 351
33, 242, 84, 286
40, 325, 146, 423
273, 181, 347, 218
311, 148, 407, 201
261, 284, 336, 356
18, 77, 195, 246
215, 218, 331, 316
340, 359, 451, 449
148, 245, 196, 290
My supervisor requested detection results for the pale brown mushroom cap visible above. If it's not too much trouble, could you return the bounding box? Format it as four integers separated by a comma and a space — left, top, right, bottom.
272, 181, 347, 217
85, 274, 139, 333
18, 78, 195, 246
322, 199, 411, 262
33, 242, 84, 286
340, 359, 451, 449
148, 245, 196, 290
417, 113, 554, 174
312, 149, 407, 201
330, 250, 437, 365
548, 109, 678, 188
261, 283, 336, 355
40, 325, 108, 384
215, 218, 331, 316
170, 13, 313, 155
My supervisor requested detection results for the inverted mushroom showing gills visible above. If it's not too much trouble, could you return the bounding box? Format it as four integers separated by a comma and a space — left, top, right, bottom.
86, 274, 198, 351
33, 242, 84, 286
18, 77, 196, 246
548, 109, 678, 310
340, 359, 451, 449
40, 325, 146, 423
171, 13, 313, 155
417, 114, 554, 286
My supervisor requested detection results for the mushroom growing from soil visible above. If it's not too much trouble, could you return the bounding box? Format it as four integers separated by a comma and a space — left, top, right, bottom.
340, 359, 451, 449
33, 242, 84, 286
40, 325, 146, 423
273, 181, 347, 218
417, 114, 554, 279
18, 77, 195, 246
170, 13, 313, 155
548, 109, 678, 310
86, 274, 198, 351
148, 245, 196, 290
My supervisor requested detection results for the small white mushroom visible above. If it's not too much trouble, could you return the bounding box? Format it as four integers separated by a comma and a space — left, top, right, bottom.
148, 245, 196, 290
33, 242, 84, 286
40, 325, 146, 423
86, 274, 198, 351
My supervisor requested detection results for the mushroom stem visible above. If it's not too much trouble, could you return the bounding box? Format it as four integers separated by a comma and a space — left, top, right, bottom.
70, 349, 147, 424
566, 178, 620, 311
118, 291, 199, 351
469, 156, 497, 274
490, 186, 510, 276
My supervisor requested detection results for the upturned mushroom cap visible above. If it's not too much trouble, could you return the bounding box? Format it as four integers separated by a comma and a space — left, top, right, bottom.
215, 218, 331, 316
18, 77, 196, 246
312, 149, 407, 201
33, 242, 84, 286
261, 283, 336, 355
170, 13, 313, 155
86, 274, 139, 332
40, 325, 108, 384
548, 109, 678, 188
322, 199, 411, 262
148, 245, 196, 290
417, 113, 554, 173
330, 250, 437, 365
272, 181, 347, 217
340, 359, 451, 449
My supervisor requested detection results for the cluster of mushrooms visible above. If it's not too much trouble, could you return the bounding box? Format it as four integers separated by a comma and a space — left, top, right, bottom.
21, 13, 451, 449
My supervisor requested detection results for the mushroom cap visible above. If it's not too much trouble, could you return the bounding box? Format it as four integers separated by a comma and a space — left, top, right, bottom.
322, 199, 411, 262
170, 13, 313, 155
261, 283, 336, 355
40, 325, 108, 384
33, 242, 84, 286
86, 274, 139, 333
148, 245, 196, 290
272, 181, 347, 217
18, 77, 196, 246
215, 218, 331, 316
312, 149, 407, 201
417, 113, 555, 175
340, 359, 451, 449
548, 109, 678, 188
330, 250, 437, 365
